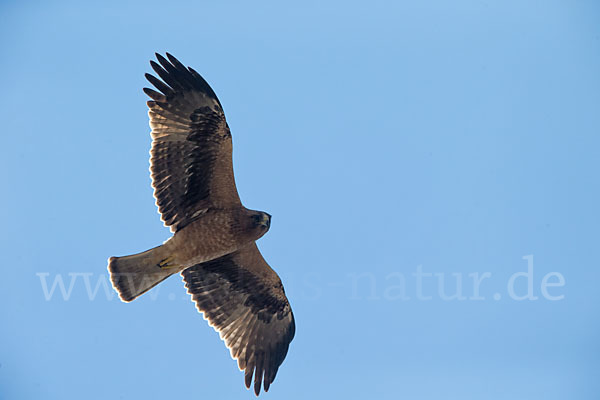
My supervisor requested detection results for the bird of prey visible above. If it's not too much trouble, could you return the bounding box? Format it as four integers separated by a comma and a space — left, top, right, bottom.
107, 53, 295, 395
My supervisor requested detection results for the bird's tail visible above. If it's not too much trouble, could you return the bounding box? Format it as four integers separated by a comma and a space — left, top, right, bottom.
107, 244, 179, 302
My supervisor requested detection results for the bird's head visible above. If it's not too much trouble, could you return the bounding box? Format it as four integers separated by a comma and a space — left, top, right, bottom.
249, 211, 271, 239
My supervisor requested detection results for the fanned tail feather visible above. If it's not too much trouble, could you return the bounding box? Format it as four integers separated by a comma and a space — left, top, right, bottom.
108, 245, 177, 302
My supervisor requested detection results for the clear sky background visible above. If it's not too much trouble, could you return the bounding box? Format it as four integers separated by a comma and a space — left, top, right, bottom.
1, 1, 599, 399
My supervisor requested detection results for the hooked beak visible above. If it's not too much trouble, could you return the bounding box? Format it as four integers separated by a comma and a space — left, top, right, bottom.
260, 213, 271, 228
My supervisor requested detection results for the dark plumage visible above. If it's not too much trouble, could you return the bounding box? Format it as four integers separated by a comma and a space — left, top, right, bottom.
107, 53, 294, 395
183, 243, 295, 395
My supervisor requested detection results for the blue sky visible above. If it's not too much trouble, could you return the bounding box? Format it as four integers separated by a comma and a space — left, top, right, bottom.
1, 1, 599, 399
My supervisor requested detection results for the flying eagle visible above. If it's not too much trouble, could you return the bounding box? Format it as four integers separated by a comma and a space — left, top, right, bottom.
107, 53, 295, 395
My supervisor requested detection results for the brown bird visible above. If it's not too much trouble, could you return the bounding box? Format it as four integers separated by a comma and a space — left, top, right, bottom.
107, 53, 295, 395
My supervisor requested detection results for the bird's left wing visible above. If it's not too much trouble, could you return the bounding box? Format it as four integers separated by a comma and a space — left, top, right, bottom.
181, 242, 295, 395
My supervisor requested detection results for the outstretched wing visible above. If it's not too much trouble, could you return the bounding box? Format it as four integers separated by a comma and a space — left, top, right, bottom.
181, 242, 295, 395
144, 53, 241, 232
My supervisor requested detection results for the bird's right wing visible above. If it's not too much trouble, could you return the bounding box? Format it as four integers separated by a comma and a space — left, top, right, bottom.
181, 242, 295, 395
144, 53, 241, 232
